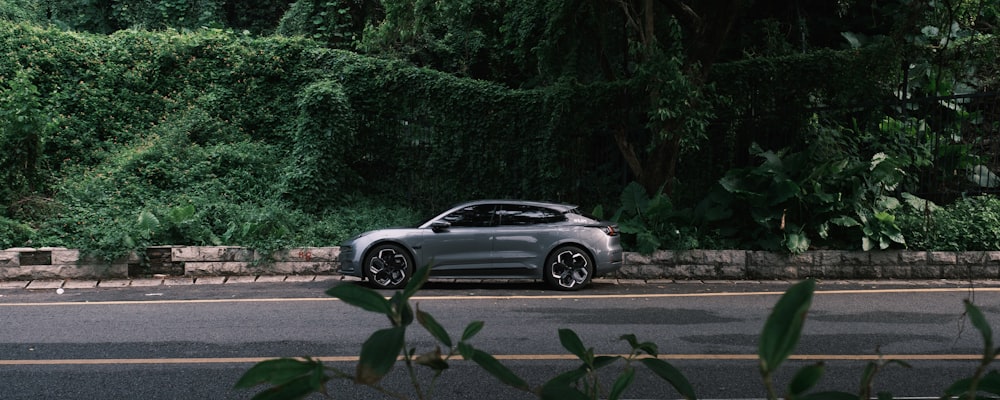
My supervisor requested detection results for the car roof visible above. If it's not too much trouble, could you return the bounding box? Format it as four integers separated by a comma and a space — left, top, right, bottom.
453, 199, 578, 212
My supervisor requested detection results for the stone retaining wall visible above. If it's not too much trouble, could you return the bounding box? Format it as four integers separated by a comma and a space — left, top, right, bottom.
620, 250, 1000, 280
0, 247, 133, 280
3, 246, 1000, 281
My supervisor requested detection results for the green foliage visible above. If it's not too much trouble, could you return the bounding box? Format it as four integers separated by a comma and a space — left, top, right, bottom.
0, 67, 56, 200
610, 182, 702, 253
357, 0, 504, 80
696, 110, 949, 253
113, 0, 227, 31
283, 79, 357, 211
0, 215, 35, 247
1, 21, 610, 256
0, 0, 46, 23
46, 0, 294, 33
276, 0, 370, 49
899, 195, 1000, 251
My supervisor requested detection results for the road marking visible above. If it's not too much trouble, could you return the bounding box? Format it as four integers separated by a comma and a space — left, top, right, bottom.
0, 353, 983, 366
0, 286, 997, 306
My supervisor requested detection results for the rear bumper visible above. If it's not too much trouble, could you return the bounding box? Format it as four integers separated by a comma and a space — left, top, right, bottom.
594, 249, 623, 276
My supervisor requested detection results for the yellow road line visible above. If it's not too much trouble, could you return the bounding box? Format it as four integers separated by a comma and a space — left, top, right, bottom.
0, 353, 982, 366
0, 287, 997, 306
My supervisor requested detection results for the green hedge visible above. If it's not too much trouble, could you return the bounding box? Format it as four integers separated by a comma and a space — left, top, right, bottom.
0, 21, 620, 258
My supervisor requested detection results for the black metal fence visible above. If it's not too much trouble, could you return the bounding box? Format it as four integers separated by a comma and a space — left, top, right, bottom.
703, 91, 1000, 205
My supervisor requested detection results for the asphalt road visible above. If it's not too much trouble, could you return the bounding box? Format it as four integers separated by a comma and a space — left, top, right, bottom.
1, 278, 998, 399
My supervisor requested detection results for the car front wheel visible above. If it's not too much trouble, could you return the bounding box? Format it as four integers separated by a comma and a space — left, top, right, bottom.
364, 244, 414, 290
544, 245, 594, 291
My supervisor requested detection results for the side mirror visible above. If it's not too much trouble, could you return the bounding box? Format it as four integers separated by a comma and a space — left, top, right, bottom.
430, 220, 451, 232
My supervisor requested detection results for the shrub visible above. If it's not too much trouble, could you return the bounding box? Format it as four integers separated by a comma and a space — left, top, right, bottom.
899, 195, 1000, 251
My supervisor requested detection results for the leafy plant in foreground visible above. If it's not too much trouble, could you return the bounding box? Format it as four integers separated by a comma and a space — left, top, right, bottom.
237, 276, 1000, 400
235, 264, 694, 399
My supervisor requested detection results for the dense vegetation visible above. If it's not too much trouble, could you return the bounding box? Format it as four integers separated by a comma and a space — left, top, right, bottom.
1, 0, 999, 260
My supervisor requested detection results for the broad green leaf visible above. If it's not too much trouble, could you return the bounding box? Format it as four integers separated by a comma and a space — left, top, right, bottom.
788, 363, 824, 396
785, 233, 810, 254
830, 216, 860, 227
416, 306, 452, 347
558, 329, 589, 362
249, 375, 327, 400
875, 196, 901, 212
817, 222, 830, 239
545, 365, 589, 386
873, 211, 895, 223
901, 192, 939, 211
945, 376, 974, 396
168, 204, 196, 223
356, 327, 405, 384
759, 148, 784, 168
639, 358, 697, 400
621, 334, 659, 356
718, 175, 743, 194
389, 292, 414, 327
591, 204, 605, 220
458, 343, 530, 390
326, 284, 391, 315
886, 230, 905, 245
593, 355, 621, 369
137, 210, 160, 233
540, 372, 589, 400
636, 231, 662, 254
759, 279, 815, 373
402, 262, 431, 299
414, 347, 449, 372
964, 300, 995, 360
461, 321, 484, 341
234, 358, 321, 389
620, 181, 649, 215
609, 368, 636, 400
977, 370, 1000, 395
768, 179, 801, 205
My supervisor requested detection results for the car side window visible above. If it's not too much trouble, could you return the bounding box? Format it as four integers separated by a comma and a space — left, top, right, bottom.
497, 204, 566, 226
441, 204, 497, 227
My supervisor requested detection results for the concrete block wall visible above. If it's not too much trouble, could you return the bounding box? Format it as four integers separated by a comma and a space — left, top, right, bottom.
0, 247, 131, 280
618, 250, 1000, 280
3, 246, 1000, 281
176, 246, 340, 276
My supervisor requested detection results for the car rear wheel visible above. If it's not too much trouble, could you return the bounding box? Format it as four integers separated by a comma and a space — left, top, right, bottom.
544, 245, 593, 291
364, 244, 414, 290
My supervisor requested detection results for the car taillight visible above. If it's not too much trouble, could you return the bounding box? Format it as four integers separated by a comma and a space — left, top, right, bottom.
602, 225, 618, 236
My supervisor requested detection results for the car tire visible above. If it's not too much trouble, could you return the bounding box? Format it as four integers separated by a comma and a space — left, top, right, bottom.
363, 243, 414, 290
543, 245, 594, 291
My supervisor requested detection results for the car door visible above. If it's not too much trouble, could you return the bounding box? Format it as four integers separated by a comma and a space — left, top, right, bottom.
420, 203, 497, 275
491, 204, 565, 275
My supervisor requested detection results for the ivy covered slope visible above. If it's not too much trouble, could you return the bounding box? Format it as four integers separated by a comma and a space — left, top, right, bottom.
0, 21, 617, 259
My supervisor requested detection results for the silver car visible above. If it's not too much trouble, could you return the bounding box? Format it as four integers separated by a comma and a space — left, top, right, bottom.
338, 200, 622, 290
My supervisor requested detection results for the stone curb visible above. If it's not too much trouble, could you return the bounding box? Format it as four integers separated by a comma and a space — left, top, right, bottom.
6, 246, 1000, 284
6, 275, 363, 290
